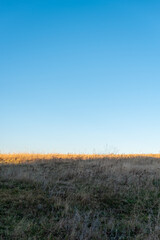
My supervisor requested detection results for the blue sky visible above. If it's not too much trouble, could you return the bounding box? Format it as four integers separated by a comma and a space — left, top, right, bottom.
1, 0, 160, 153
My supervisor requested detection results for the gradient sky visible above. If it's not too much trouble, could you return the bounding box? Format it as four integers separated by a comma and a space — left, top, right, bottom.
1, 0, 160, 154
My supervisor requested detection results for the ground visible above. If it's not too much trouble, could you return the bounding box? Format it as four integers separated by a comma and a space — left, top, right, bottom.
1, 154, 160, 239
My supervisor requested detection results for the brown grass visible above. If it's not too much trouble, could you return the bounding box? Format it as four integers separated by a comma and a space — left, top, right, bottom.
1, 154, 160, 239
2, 153, 160, 164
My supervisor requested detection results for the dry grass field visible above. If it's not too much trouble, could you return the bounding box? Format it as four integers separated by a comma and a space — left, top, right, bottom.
1, 154, 160, 239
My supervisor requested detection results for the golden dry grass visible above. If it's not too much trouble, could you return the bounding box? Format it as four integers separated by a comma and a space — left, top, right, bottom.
1, 153, 160, 239
1, 153, 160, 164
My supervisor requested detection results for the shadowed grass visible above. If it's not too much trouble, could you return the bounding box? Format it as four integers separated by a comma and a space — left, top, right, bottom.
1, 154, 160, 239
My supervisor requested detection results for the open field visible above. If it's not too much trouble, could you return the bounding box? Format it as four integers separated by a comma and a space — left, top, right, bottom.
1, 154, 160, 239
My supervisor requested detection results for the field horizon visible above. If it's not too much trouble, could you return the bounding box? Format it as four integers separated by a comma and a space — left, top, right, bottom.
2, 0, 160, 239
1, 152, 160, 163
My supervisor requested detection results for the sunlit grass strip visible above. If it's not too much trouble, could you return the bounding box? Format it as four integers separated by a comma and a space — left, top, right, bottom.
1, 153, 160, 164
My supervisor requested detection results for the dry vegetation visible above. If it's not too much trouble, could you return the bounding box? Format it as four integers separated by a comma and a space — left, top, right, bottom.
1, 154, 160, 239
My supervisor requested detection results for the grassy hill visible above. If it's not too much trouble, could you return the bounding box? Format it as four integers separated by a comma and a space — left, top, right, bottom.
1, 154, 160, 239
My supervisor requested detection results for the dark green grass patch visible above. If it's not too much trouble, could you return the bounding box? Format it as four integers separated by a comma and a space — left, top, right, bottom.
1, 178, 160, 240
0, 179, 65, 239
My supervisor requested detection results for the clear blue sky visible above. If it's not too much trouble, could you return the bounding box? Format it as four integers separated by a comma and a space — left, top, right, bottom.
1, 0, 160, 154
